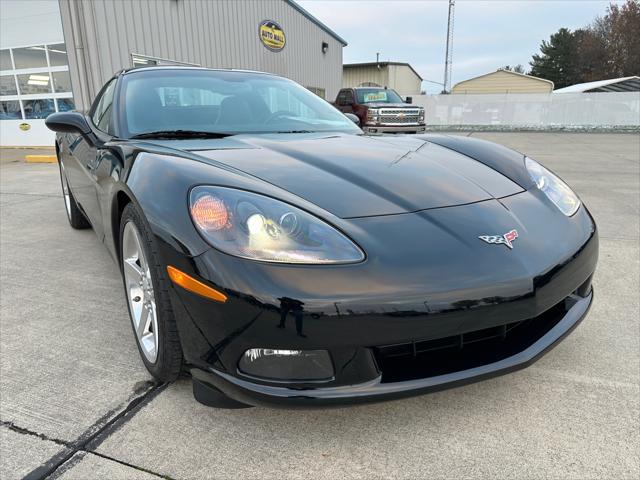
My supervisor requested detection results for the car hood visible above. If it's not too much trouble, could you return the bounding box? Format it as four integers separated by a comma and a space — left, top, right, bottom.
363, 102, 422, 109
161, 133, 524, 218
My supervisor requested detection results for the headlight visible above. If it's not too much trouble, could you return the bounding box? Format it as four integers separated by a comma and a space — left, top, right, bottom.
418, 109, 425, 122
189, 186, 365, 264
366, 108, 379, 124
525, 157, 580, 216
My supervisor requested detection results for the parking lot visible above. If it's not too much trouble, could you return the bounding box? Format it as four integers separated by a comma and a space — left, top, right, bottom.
1, 132, 638, 480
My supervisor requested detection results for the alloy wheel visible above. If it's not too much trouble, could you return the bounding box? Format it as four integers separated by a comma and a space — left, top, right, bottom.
122, 221, 159, 363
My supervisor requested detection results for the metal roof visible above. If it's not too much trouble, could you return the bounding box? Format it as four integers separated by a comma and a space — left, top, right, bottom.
343, 62, 423, 81
554, 76, 640, 93
453, 69, 554, 89
285, 0, 347, 46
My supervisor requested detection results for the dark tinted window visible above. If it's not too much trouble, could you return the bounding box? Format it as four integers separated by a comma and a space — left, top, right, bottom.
343, 90, 354, 104
91, 79, 116, 133
121, 69, 360, 137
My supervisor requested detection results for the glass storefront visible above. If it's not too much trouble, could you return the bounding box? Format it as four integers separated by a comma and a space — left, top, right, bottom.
47, 44, 68, 67
0, 100, 21, 119
12, 45, 48, 69
52, 71, 71, 93
0, 75, 17, 95
17, 73, 52, 95
0, 43, 75, 121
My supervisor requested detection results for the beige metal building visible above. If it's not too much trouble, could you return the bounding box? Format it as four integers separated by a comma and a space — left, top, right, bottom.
60, 0, 347, 111
452, 69, 554, 94
342, 62, 423, 97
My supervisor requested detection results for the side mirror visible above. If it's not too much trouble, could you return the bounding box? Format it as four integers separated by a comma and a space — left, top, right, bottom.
344, 113, 360, 127
405, 96, 413, 104
45, 112, 91, 134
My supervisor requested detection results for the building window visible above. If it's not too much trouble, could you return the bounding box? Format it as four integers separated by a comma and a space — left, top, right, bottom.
0, 42, 74, 121
131, 52, 200, 68
306, 87, 326, 99
56, 98, 75, 112
23, 98, 55, 119
47, 44, 68, 67
0, 75, 17, 95
0, 50, 12, 71
12, 45, 48, 69
17, 73, 52, 95
0, 100, 21, 119
52, 71, 71, 92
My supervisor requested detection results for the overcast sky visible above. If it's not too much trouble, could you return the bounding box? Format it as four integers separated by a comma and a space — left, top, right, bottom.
298, 0, 621, 93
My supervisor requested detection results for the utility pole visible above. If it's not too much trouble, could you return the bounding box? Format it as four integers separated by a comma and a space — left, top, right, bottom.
376, 52, 380, 64
443, 0, 455, 93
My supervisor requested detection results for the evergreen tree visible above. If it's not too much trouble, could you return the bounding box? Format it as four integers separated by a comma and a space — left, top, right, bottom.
529, 28, 578, 88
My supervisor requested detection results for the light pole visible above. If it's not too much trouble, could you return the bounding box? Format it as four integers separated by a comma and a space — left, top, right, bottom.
443, 0, 455, 93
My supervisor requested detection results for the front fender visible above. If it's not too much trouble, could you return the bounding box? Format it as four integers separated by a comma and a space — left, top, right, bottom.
420, 134, 536, 189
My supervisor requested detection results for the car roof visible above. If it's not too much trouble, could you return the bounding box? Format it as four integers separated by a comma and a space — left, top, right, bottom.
119, 65, 278, 77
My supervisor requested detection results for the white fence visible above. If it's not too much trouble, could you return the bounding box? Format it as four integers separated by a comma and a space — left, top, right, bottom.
412, 92, 640, 128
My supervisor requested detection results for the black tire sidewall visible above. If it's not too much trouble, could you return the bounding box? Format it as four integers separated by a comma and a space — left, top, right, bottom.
58, 159, 90, 229
119, 203, 182, 381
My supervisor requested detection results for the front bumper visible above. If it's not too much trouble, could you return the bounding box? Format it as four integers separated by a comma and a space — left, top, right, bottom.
362, 124, 427, 134
160, 194, 598, 408
191, 290, 592, 407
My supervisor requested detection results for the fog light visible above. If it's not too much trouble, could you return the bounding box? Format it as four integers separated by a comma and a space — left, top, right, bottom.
238, 348, 334, 382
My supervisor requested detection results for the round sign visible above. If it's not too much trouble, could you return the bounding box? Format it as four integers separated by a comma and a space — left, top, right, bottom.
19, 123, 31, 131
259, 20, 286, 52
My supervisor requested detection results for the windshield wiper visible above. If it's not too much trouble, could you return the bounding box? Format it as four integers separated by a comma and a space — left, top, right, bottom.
273, 130, 316, 134
130, 130, 234, 139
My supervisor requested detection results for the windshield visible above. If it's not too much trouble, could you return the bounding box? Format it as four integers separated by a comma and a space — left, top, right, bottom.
121, 69, 360, 137
356, 88, 404, 104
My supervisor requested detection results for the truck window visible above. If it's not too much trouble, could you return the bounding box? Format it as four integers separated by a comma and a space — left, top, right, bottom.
356, 88, 404, 104
343, 90, 354, 105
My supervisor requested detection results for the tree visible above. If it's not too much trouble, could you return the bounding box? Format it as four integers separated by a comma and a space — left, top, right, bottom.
529, 0, 639, 87
601, 0, 640, 77
502, 65, 526, 74
573, 28, 608, 82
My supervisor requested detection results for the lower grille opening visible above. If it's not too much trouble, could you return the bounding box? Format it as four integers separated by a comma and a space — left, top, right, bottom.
373, 299, 569, 383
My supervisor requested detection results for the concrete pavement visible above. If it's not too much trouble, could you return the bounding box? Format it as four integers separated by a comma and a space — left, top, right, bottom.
1, 133, 638, 479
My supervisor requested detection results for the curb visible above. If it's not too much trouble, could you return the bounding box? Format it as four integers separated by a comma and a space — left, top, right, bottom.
25, 154, 57, 163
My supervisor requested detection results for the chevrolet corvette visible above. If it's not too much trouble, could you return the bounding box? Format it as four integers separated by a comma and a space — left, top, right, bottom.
45, 66, 598, 408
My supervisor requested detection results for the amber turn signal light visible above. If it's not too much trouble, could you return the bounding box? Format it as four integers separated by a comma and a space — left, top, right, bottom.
166, 266, 227, 303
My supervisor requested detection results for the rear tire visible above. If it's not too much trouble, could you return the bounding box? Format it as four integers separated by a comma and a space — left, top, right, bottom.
58, 159, 90, 229
120, 203, 183, 382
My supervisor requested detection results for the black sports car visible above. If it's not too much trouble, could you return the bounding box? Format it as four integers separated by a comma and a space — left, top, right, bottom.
46, 67, 598, 408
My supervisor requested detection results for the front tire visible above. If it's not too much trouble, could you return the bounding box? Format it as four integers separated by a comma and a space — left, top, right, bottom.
120, 203, 183, 382
58, 159, 90, 229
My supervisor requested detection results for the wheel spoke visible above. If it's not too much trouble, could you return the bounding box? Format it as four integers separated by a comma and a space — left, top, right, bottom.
123, 258, 143, 281
137, 303, 151, 338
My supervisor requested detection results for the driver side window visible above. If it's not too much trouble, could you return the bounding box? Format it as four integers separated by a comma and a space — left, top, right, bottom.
91, 79, 116, 134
